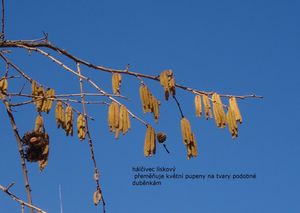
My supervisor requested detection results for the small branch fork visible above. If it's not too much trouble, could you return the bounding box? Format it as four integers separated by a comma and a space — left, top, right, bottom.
0, 183, 46, 213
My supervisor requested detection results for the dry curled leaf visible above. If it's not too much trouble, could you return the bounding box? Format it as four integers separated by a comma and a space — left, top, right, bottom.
93, 190, 102, 206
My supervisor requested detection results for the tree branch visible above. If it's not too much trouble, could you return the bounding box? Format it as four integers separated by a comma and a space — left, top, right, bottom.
0, 0, 4, 40
2, 99, 34, 213
0, 183, 46, 213
0, 40, 263, 99
77, 63, 106, 212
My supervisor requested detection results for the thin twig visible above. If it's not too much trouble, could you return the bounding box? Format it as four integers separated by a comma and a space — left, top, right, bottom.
1, 0, 4, 40
0, 183, 46, 213
0, 52, 33, 82
8, 93, 108, 105
172, 95, 184, 118
77, 63, 106, 212
2, 99, 34, 213
163, 144, 170, 154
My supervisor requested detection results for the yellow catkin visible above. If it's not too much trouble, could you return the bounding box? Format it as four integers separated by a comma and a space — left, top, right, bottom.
108, 101, 119, 133
139, 84, 151, 113
139, 84, 160, 122
191, 136, 198, 157
159, 71, 169, 100
77, 114, 86, 140
43, 89, 55, 113
31, 80, 38, 106
194, 95, 202, 117
144, 125, 156, 157
34, 115, 44, 133
202, 94, 212, 119
0, 77, 8, 92
139, 85, 147, 112
212, 93, 221, 127
119, 105, 130, 135
39, 141, 49, 171
229, 96, 243, 124
31, 80, 37, 96
227, 107, 238, 139
35, 86, 45, 112
180, 117, 192, 145
0, 77, 8, 99
152, 98, 160, 123
212, 93, 226, 128
160, 70, 176, 100
167, 70, 176, 97
55, 101, 65, 129
180, 117, 198, 159
187, 133, 198, 159
112, 73, 122, 95
65, 105, 73, 136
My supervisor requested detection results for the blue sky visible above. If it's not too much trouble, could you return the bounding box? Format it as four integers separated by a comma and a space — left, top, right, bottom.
1, 0, 300, 212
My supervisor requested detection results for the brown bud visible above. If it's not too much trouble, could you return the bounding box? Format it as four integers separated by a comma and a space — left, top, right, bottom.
156, 132, 167, 143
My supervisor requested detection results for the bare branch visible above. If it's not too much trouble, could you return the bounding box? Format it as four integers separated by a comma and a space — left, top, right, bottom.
0, 40, 263, 99
2, 99, 34, 213
0, 183, 46, 213
77, 63, 106, 212
1, 0, 4, 40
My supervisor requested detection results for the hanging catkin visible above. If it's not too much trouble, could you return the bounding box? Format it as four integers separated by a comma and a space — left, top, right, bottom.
212, 93, 226, 128
119, 105, 130, 135
34, 114, 44, 133
226, 106, 238, 138
159, 69, 176, 100
187, 133, 198, 159
229, 96, 242, 124
139, 84, 151, 113
112, 73, 122, 95
77, 114, 86, 140
202, 94, 212, 119
0, 77, 8, 99
194, 95, 202, 117
108, 101, 119, 135
55, 101, 65, 129
180, 117, 198, 159
65, 105, 73, 136
42, 88, 55, 113
144, 125, 156, 157
139, 84, 160, 122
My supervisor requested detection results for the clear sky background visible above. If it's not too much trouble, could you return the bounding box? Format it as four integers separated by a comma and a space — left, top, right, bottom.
1, 0, 300, 212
